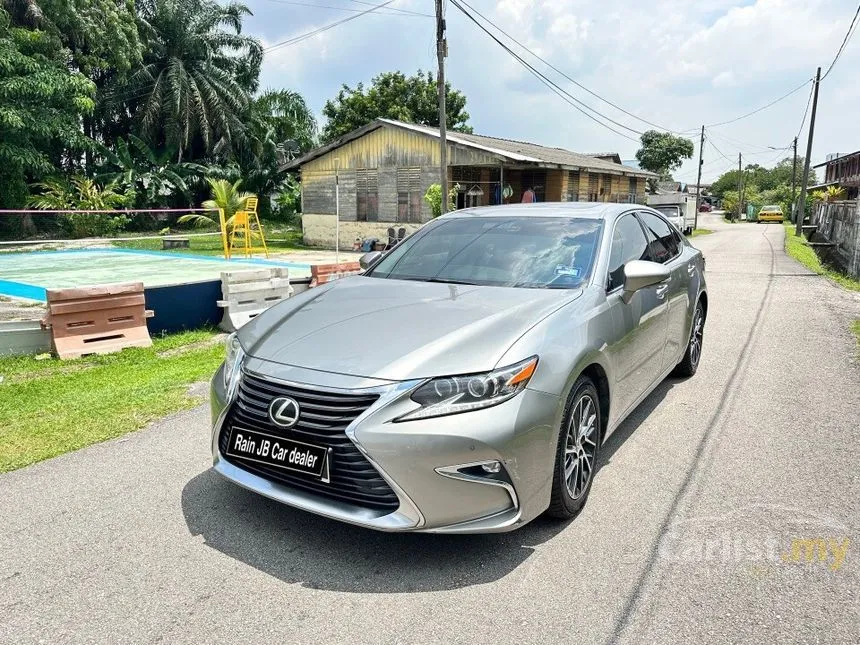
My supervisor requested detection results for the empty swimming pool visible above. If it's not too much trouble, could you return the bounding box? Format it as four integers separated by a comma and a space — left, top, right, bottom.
0, 248, 311, 301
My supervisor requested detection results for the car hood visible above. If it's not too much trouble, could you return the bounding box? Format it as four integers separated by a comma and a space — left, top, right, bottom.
239, 276, 581, 381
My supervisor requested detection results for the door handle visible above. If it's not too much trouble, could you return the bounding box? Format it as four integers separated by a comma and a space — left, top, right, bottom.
655, 284, 669, 299
687, 264, 696, 276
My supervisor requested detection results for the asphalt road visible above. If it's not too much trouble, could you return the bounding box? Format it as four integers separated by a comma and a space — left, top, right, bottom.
2, 213, 859, 644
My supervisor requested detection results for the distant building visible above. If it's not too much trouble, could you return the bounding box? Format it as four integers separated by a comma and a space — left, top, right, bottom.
283, 119, 655, 247
811, 151, 860, 199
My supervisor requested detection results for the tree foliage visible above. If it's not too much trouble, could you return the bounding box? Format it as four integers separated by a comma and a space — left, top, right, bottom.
0, 4, 95, 209
635, 130, 695, 178
712, 156, 820, 221
127, 0, 263, 160
321, 70, 472, 143
95, 134, 190, 205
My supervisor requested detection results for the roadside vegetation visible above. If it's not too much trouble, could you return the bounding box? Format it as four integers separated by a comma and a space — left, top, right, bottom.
783, 223, 860, 292
690, 228, 713, 237
712, 159, 816, 221
0, 329, 225, 473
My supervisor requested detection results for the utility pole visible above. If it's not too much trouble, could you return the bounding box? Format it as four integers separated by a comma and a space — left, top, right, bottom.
693, 125, 705, 230
791, 136, 798, 223
736, 153, 742, 222
435, 0, 448, 214
796, 67, 821, 237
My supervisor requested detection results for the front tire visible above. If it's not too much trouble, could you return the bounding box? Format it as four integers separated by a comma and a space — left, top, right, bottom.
546, 376, 601, 519
674, 300, 705, 377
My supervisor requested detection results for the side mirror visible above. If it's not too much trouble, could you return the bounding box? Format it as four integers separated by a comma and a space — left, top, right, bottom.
622, 260, 670, 303
359, 250, 383, 270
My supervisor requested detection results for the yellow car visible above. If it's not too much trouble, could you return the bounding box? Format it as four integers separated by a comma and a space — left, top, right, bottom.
758, 204, 784, 223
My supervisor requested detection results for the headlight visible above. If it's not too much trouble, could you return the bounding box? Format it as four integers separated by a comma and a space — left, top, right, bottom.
396, 356, 538, 421
223, 332, 245, 399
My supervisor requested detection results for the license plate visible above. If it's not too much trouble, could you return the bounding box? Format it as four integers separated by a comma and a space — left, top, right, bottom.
225, 427, 330, 482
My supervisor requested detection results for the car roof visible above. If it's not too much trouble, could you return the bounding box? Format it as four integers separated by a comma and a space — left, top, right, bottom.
439, 202, 636, 221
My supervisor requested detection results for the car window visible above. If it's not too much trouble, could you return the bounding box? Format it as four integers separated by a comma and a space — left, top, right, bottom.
638, 211, 680, 264
607, 214, 649, 291
367, 216, 603, 289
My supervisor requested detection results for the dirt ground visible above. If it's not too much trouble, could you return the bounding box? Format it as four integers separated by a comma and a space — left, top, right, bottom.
0, 296, 45, 322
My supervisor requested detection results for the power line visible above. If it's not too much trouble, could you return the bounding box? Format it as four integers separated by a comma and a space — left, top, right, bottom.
705, 78, 812, 127
821, 2, 860, 80
795, 81, 815, 140
342, 0, 432, 16
455, 0, 678, 134
449, 0, 640, 142
707, 137, 733, 163
261, 0, 431, 18
264, 0, 398, 52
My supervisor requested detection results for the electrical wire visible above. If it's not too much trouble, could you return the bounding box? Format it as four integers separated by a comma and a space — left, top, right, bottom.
795, 80, 815, 140
822, 2, 860, 80
449, 0, 640, 142
261, 0, 431, 18
708, 137, 733, 163
705, 78, 812, 127
264, 0, 398, 52
454, 0, 678, 134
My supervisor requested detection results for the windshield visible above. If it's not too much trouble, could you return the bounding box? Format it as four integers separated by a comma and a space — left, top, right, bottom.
654, 206, 681, 219
366, 216, 603, 289
762, 204, 781, 211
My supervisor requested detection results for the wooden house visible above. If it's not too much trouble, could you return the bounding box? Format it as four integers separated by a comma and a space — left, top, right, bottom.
284, 118, 656, 247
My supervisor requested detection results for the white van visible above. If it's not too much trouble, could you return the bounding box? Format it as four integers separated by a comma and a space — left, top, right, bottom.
646, 194, 698, 234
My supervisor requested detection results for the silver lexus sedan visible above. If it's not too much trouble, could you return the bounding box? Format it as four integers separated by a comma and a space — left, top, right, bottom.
209, 203, 707, 533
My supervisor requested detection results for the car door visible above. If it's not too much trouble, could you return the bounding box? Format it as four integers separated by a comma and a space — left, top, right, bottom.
605, 213, 670, 419
637, 210, 690, 372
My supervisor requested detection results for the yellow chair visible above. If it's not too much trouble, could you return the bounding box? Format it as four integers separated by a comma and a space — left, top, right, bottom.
227, 198, 269, 259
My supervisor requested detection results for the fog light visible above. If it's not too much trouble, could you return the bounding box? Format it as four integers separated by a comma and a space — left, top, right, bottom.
481, 461, 501, 474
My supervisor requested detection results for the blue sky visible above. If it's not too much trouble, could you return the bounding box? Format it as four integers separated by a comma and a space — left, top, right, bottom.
245, 0, 860, 182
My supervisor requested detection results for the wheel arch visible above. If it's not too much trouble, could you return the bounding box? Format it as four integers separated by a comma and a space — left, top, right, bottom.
579, 363, 611, 442
698, 290, 708, 320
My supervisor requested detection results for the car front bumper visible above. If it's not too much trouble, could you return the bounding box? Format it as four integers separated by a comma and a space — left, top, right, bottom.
209, 357, 561, 533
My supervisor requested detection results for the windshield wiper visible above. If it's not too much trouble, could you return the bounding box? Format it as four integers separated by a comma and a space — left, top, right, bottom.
423, 277, 480, 285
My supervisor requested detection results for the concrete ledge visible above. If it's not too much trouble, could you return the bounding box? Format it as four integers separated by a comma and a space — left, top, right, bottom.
302, 213, 422, 248
0, 320, 51, 356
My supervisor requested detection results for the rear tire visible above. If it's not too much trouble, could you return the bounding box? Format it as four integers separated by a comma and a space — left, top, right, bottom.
546, 376, 601, 519
674, 300, 705, 377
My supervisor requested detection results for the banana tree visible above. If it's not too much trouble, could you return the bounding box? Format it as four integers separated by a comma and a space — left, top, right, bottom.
95, 135, 190, 206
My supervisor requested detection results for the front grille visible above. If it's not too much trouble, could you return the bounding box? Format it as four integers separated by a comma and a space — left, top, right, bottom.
219, 371, 400, 512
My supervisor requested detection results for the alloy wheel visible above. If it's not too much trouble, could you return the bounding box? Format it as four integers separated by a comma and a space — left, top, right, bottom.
564, 393, 598, 500
690, 306, 704, 368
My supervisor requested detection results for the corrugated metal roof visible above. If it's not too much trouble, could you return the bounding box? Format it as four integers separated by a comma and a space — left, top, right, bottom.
382, 120, 652, 176
285, 119, 655, 177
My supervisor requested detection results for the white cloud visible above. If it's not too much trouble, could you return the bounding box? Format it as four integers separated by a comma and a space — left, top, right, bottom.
248, 0, 860, 182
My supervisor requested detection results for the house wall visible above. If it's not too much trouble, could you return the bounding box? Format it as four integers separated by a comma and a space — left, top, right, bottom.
299, 126, 504, 246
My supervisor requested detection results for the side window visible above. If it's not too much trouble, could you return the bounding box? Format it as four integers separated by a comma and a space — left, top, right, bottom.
638, 211, 680, 263
607, 214, 649, 291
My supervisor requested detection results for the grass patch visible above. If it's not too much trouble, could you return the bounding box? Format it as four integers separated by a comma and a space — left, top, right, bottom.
0, 329, 225, 473
112, 227, 305, 256
690, 228, 713, 237
852, 320, 860, 354
783, 223, 860, 292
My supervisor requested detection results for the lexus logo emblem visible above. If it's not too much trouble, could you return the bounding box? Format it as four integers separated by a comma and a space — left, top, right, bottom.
268, 397, 300, 428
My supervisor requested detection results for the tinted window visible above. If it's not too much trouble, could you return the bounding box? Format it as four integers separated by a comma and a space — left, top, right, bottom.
607, 214, 649, 291
367, 217, 603, 289
639, 211, 680, 263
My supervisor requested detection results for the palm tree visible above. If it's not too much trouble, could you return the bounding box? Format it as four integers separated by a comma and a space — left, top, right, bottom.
128, 0, 263, 161
178, 177, 255, 231
252, 89, 318, 154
